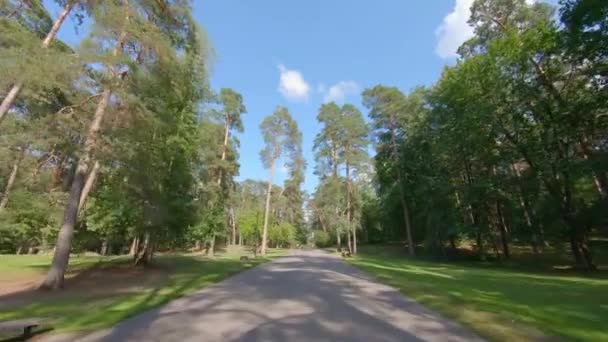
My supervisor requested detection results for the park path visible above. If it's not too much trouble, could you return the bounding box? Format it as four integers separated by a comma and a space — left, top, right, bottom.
53, 250, 483, 342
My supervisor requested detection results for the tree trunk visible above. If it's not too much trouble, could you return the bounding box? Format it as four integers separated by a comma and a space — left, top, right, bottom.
217, 117, 231, 186
496, 202, 510, 259
352, 224, 357, 255
40, 5, 129, 289
309, 200, 328, 232
261, 158, 276, 256
336, 231, 341, 252
346, 228, 352, 254
100, 239, 109, 256
208, 234, 216, 257
0, 1, 76, 125
134, 233, 150, 266
579, 136, 608, 199
346, 159, 356, 254
230, 207, 236, 245
129, 236, 139, 256
0, 148, 24, 211
389, 122, 415, 256
78, 161, 100, 212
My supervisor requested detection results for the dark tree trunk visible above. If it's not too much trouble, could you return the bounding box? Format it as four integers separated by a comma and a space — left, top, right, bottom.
496, 202, 511, 259
336, 231, 341, 252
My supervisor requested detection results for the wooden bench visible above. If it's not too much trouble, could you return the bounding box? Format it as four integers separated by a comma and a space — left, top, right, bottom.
0, 318, 42, 338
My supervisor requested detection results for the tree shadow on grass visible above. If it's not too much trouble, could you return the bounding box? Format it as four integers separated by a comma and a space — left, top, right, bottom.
74, 252, 482, 342
350, 253, 608, 341
0, 255, 266, 335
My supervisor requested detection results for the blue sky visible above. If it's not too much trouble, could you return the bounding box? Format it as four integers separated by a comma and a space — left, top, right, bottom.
44, 0, 485, 193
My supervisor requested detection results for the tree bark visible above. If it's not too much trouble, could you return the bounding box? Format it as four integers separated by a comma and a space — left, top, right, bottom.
336, 230, 341, 251
389, 121, 415, 255
217, 116, 231, 186
309, 200, 328, 232
208, 234, 216, 257
100, 239, 109, 256
40, 3, 129, 290
0, 1, 76, 125
230, 207, 236, 245
346, 228, 352, 254
0, 148, 25, 211
78, 161, 100, 212
496, 202, 511, 259
129, 236, 139, 257
261, 158, 276, 256
345, 159, 356, 254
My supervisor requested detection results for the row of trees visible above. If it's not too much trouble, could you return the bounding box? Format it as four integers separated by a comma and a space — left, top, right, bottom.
0, 0, 307, 290
318, 0, 605, 270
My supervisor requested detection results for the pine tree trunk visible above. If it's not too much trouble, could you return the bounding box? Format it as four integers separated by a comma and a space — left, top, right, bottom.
261, 158, 276, 256
389, 123, 415, 256
0, 148, 24, 211
129, 236, 139, 257
496, 202, 510, 259
346, 228, 352, 254
579, 136, 608, 199
100, 239, 109, 256
40, 5, 129, 289
217, 117, 231, 186
135, 233, 151, 266
346, 160, 356, 254
0, 1, 75, 125
208, 234, 216, 257
336, 231, 341, 252
78, 161, 100, 212
0, 82, 23, 125
353, 224, 357, 255
230, 207, 236, 245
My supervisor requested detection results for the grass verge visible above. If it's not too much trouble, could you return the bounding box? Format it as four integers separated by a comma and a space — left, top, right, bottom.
347, 245, 608, 341
0, 249, 285, 334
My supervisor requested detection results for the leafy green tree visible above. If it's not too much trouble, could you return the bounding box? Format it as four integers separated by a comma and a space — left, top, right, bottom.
363, 86, 416, 255
259, 107, 302, 255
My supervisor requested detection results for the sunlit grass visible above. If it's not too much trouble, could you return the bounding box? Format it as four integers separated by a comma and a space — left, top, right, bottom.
348, 246, 608, 341
0, 251, 283, 333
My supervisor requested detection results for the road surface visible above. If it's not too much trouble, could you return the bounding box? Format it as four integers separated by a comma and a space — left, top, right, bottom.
58, 250, 483, 342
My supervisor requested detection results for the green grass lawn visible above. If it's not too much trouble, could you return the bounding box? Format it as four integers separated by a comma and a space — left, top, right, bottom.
0, 249, 286, 334
347, 245, 608, 341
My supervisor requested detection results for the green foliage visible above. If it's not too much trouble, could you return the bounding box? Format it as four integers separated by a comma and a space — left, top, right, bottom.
349, 246, 608, 341
312, 230, 331, 248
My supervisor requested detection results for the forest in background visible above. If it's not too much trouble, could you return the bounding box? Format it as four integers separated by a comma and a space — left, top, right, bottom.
310, 0, 608, 271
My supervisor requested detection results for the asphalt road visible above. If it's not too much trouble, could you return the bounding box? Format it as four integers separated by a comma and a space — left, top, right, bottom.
58, 250, 483, 342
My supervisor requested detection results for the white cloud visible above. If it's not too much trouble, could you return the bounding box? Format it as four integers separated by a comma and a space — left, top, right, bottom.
435, 0, 476, 59
277, 64, 310, 102
323, 81, 360, 104
435, 0, 536, 59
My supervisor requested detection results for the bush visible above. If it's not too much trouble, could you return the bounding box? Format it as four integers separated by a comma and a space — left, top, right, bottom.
313, 230, 331, 247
